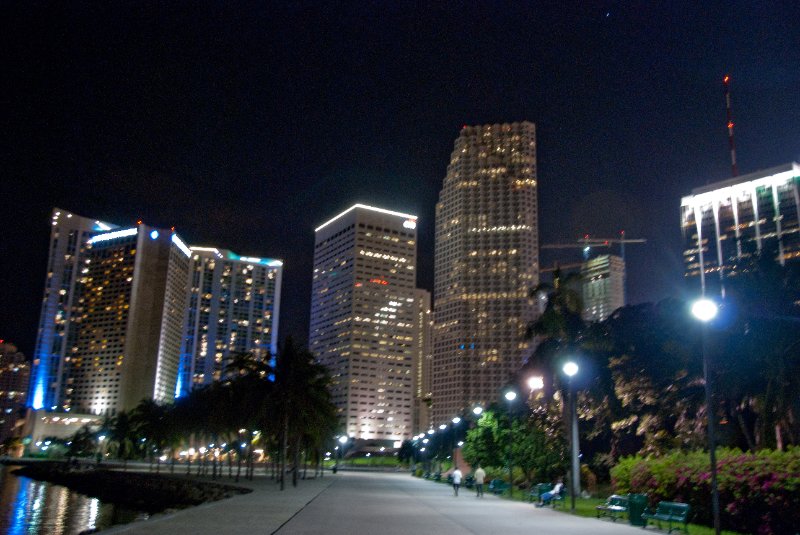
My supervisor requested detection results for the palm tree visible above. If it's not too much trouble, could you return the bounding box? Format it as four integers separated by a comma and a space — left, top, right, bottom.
130, 399, 169, 472
273, 337, 338, 489
108, 411, 135, 470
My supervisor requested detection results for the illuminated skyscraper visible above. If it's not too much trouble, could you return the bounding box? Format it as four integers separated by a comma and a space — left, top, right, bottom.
433, 122, 539, 423
581, 254, 625, 322
177, 247, 282, 396
681, 162, 800, 293
309, 204, 418, 443
0, 341, 29, 445
29, 208, 118, 411
66, 225, 191, 414
412, 289, 433, 434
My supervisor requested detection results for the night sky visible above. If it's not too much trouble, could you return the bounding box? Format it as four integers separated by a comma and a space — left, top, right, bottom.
3, 2, 799, 357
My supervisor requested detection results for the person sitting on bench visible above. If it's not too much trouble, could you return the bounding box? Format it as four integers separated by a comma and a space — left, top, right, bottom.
537, 478, 564, 506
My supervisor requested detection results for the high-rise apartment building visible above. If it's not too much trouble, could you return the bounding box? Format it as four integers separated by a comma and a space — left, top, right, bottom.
581, 254, 625, 322
0, 342, 29, 445
412, 289, 433, 434
433, 122, 539, 424
30, 208, 118, 411
66, 225, 191, 414
682, 162, 800, 292
177, 247, 282, 396
309, 204, 418, 443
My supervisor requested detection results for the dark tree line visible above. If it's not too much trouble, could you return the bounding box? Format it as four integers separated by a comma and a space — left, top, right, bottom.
65, 337, 338, 489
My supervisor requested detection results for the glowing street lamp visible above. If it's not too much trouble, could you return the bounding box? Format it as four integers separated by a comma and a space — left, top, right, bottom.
527, 375, 544, 395
563, 361, 580, 512
692, 297, 721, 535
472, 406, 483, 416
335, 435, 348, 473
504, 388, 518, 497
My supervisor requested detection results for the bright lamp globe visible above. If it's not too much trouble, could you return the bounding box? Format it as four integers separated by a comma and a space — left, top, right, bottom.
692, 299, 718, 322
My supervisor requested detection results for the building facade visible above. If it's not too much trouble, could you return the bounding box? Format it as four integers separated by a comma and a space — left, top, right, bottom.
581, 255, 625, 322
433, 122, 540, 424
29, 208, 118, 411
177, 247, 282, 396
64, 225, 191, 415
309, 204, 418, 443
412, 289, 433, 434
0, 342, 29, 445
681, 162, 800, 292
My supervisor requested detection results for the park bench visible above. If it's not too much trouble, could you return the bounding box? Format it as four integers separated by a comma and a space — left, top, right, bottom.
641, 501, 690, 534
488, 479, 510, 495
596, 494, 629, 521
549, 486, 566, 507
528, 483, 552, 503
529, 483, 566, 507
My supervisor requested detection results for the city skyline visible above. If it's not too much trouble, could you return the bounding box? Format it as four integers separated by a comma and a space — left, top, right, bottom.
4, 3, 800, 357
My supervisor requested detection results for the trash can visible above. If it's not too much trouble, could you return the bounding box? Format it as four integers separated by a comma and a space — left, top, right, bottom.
628, 494, 647, 526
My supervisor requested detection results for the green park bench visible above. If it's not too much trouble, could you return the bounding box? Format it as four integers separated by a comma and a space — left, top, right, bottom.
488, 479, 510, 495
528, 482, 552, 503
641, 501, 691, 534
595, 494, 629, 521
529, 482, 566, 507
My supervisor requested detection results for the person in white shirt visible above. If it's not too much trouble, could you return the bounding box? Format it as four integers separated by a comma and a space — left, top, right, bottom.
452, 467, 463, 496
537, 478, 564, 506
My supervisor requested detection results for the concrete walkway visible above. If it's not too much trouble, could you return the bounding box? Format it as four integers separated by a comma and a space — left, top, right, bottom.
103, 472, 335, 534
104, 470, 648, 534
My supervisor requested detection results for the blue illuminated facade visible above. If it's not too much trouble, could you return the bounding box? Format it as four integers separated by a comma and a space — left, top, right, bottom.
29, 209, 118, 410
176, 247, 282, 397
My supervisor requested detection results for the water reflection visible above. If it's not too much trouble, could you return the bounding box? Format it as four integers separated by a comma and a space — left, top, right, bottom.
0, 465, 148, 534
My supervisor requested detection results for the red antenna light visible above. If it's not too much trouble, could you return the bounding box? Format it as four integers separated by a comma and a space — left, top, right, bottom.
723, 73, 739, 177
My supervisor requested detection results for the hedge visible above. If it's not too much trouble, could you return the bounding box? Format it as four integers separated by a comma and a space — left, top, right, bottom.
610, 447, 800, 535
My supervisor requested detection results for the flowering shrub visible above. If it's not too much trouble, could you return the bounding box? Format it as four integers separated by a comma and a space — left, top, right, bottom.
610, 448, 800, 534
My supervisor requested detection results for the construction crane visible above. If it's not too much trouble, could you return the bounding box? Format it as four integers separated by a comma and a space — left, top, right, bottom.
541, 231, 646, 262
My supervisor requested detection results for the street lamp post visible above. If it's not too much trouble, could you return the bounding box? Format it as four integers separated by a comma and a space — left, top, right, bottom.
563, 361, 580, 512
692, 298, 721, 535
504, 389, 517, 497
451, 417, 461, 465
335, 435, 348, 473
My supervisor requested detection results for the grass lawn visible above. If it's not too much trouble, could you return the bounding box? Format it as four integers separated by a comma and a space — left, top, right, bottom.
543, 495, 742, 535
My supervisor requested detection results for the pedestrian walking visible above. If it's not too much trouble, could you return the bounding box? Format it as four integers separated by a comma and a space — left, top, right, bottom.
474, 465, 486, 497
452, 466, 463, 496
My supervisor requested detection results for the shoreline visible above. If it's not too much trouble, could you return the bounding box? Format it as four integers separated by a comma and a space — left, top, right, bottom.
7, 460, 252, 514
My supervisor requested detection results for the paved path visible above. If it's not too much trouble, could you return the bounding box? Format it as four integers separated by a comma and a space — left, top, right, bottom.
105, 470, 646, 534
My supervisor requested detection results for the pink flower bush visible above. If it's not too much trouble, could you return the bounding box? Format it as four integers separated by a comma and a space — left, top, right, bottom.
610, 447, 800, 535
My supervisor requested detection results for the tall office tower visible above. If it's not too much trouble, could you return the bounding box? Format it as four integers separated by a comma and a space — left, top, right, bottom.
177, 247, 283, 397
66, 225, 191, 415
29, 208, 118, 411
581, 255, 625, 322
0, 342, 29, 444
682, 162, 800, 293
309, 204, 418, 443
412, 289, 433, 434
433, 122, 539, 424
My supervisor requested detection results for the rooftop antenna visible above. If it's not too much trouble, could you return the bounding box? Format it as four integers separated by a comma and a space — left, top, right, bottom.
723, 74, 739, 177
